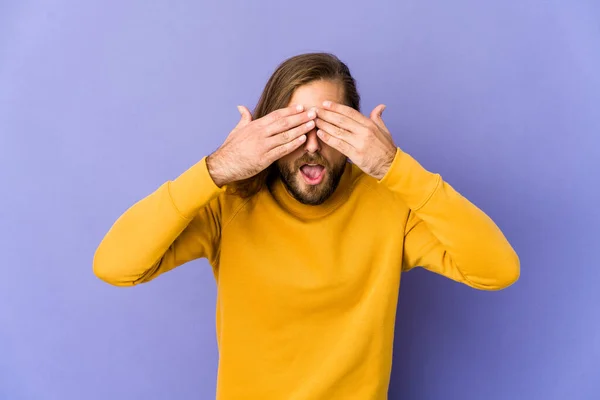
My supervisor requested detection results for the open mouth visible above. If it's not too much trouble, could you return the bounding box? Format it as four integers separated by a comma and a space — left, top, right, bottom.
299, 163, 325, 185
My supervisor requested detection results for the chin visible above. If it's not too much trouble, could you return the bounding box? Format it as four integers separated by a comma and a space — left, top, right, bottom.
281, 168, 339, 206
277, 156, 346, 206
293, 171, 331, 205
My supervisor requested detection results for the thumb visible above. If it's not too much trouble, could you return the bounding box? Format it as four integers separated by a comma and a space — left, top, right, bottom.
370, 104, 386, 120
370, 104, 387, 131
236, 105, 253, 128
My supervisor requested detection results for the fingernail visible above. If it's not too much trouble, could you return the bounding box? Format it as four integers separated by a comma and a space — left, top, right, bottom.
307, 110, 316, 118
299, 135, 307, 142
323, 101, 331, 107
306, 120, 314, 128
381, 105, 386, 115
296, 104, 304, 112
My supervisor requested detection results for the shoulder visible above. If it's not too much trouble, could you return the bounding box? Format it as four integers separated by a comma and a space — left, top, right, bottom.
203, 188, 253, 228
348, 162, 403, 208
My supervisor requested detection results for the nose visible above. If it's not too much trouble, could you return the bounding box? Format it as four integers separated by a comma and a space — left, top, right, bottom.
303, 130, 321, 154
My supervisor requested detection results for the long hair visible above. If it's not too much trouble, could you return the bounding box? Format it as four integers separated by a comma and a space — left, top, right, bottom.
226, 52, 361, 198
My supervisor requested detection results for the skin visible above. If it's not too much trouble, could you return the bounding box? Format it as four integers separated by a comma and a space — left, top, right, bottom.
275, 80, 348, 205
207, 80, 398, 203
315, 96, 398, 180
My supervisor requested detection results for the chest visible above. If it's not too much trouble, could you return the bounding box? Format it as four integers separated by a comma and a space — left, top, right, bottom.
217, 205, 405, 313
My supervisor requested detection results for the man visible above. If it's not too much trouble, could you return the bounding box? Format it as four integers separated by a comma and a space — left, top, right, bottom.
93, 52, 519, 399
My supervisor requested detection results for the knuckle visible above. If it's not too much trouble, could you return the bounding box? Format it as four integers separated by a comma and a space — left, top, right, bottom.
262, 114, 275, 126
277, 118, 289, 131
276, 110, 288, 121
267, 111, 282, 124
265, 148, 276, 162
259, 142, 270, 155
357, 138, 366, 150
279, 144, 288, 156
259, 119, 271, 131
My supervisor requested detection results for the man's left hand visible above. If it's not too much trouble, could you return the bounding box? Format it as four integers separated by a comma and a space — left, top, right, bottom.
315, 101, 397, 180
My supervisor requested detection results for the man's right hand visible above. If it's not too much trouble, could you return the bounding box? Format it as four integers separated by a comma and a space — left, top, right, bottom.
206, 104, 316, 187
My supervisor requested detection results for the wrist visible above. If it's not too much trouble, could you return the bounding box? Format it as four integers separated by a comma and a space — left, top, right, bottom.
373, 148, 397, 180
206, 152, 231, 188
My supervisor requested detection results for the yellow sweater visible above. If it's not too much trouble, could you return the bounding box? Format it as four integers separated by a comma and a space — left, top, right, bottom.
93, 147, 519, 399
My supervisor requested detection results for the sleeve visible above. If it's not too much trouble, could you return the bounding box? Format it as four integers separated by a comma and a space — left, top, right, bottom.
378, 148, 520, 290
92, 156, 225, 286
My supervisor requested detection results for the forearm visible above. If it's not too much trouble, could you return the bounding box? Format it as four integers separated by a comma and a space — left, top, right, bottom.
93, 183, 189, 285
415, 177, 519, 288
93, 157, 224, 286
380, 148, 520, 289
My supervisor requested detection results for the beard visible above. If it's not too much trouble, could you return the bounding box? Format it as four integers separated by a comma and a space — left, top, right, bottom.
276, 152, 347, 205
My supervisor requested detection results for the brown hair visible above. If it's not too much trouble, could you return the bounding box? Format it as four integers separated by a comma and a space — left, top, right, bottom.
227, 52, 361, 198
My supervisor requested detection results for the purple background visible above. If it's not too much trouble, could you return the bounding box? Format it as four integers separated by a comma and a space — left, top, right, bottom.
1, 1, 599, 399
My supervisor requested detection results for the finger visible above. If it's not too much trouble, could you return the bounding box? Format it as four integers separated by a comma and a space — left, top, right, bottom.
369, 104, 388, 133
316, 128, 356, 159
235, 105, 253, 129
264, 108, 317, 137
322, 100, 371, 125
265, 134, 307, 163
258, 103, 305, 128
316, 107, 366, 135
267, 119, 315, 149
314, 118, 357, 146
